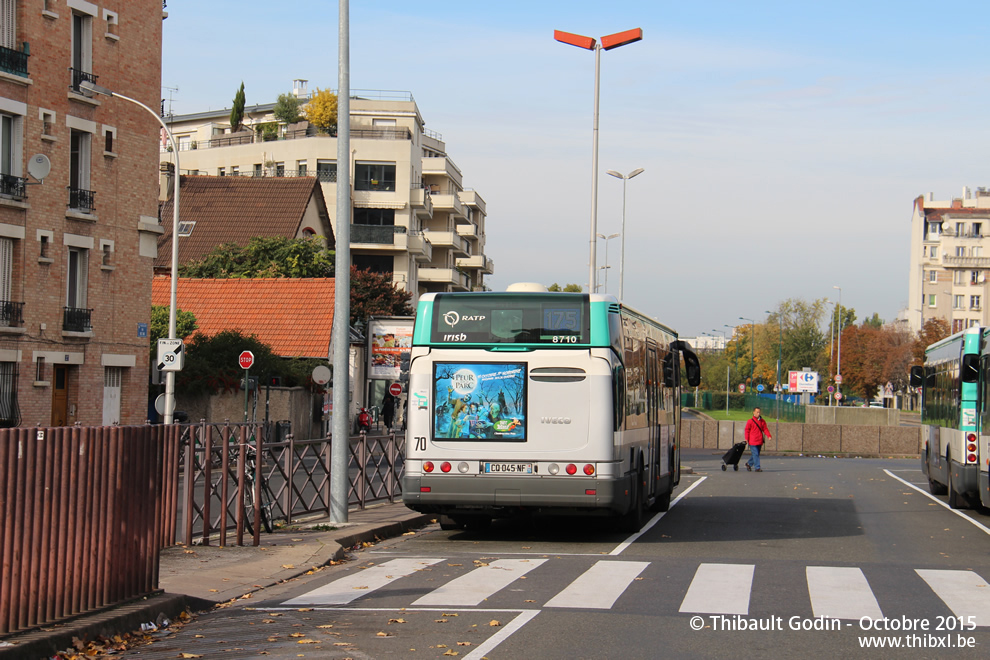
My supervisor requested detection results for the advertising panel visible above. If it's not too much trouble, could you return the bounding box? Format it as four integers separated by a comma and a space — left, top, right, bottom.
367, 317, 414, 380
788, 370, 819, 393
433, 362, 527, 441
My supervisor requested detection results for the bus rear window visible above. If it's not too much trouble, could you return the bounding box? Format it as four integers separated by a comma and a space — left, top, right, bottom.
430, 293, 590, 345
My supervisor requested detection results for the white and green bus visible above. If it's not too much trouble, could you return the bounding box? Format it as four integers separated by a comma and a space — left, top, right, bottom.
911, 326, 982, 508
401, 284, 701, 531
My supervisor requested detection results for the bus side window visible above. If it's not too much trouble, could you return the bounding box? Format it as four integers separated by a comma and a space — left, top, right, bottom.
662, 352, 676, 387
612, 365, 625, 431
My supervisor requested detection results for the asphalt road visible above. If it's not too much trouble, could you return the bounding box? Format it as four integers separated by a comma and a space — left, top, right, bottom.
126, 449, 990, 659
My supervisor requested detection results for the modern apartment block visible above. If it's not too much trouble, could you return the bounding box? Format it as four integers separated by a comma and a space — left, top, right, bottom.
0, 1, 164, 426
159, 82, 493, 296
908, 187, 990, 334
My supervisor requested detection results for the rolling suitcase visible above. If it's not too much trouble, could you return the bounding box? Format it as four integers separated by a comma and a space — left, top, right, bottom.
722, 442, 747, 471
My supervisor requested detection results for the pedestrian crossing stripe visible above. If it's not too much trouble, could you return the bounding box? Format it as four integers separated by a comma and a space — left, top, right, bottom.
280, 559, 990, 626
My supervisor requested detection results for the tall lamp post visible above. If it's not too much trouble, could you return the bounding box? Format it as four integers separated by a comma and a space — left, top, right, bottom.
711, 329, 726, 352
766, 309, 781, 419
833, 286, 842, 403
606, 168, 644, 299
739, 316, 755, 392
81, 80, 180, 424
554, 28, 643, 292
725, 324, 739, 385
596, 232, 619, 292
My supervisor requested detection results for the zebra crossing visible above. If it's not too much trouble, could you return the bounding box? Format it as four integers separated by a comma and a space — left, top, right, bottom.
279, 557, 990, 626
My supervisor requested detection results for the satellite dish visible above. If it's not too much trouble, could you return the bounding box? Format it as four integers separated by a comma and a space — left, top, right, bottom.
27, 154, 51, 182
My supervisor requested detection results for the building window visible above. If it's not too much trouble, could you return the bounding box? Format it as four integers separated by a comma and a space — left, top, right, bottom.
68, 129, 93, 211
0, 237, 12, 326
275, 162, 285, 177
39, 233, 49, 258
354, 162, 395, 191
316, 160, 336, 183
66, 246, 88, 310
972, 271, 980, 285
971, 295, 981, 310
928, 270, 937, 283
177, 221, 195, 237
974, 223, 983, 237
218, 167, 225, 176
928, 294, 936, 308
974, 246, 983, 257
40, 109, 54, 137
953, 270, 965, 285
0, 360, 19, 427
353, 208, 395, 226
231, 166, 239, 176
956, 246, 966, 257
70, 11, 94, 92
35, 356, 44, 382
297, 160, 307, 176
0, 112, 24, 199
956, 222, 965, 236
954, 295, 965, 309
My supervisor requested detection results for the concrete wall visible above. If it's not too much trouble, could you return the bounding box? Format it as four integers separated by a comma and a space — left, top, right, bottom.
680, 420, 921, 456
177, 386, 317, 439
805, 406, 900, 426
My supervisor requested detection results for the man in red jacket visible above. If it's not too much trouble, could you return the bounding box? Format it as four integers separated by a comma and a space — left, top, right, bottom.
744, 407, 772, 472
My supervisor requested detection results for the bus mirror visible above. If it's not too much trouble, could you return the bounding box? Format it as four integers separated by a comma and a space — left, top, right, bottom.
909, 365, 923, 388
670, 340, 702, 387
962, 354, 979, 383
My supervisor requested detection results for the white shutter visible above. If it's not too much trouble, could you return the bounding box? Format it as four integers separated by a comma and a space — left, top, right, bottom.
0, 237, 11, 302
103, 367, 122, 425
0, 1, 15, 51
78, 248, 88, 307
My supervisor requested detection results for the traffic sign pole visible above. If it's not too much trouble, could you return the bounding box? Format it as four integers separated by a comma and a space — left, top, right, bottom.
239, 350, 255, 423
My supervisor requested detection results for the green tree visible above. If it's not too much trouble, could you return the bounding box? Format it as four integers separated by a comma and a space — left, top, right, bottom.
350, 267, 414, 326
149, 305, 198, 361
548, 283, 583, 292
179, 237, 335, 279
230, 81, 246, 132
862, 312, 884, 329
303, 87, 338, 134
273, 92, 302, 124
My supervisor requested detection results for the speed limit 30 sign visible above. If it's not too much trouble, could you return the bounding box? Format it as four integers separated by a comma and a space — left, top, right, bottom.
157, 339, 185, 372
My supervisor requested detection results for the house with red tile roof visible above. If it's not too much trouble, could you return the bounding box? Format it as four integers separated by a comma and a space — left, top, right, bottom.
151, 278, 334, 358
155, 175, 334, 273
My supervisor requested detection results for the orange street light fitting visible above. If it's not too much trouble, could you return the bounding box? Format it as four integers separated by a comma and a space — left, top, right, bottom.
553, 27, 643, 294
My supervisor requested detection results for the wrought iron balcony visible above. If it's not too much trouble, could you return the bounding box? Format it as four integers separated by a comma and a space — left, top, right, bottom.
69, 67, 98, 93
63, 307, 93, 332
0, 44, 28, 78
0, 174, 26, 200
0, 300, 24, 327
67, 187, 95, 213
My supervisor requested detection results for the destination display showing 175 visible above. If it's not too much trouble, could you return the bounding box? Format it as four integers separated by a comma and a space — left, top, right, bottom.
430, 293, 590, 345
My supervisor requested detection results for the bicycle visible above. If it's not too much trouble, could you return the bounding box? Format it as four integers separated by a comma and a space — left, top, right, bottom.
240, 440, 276, 535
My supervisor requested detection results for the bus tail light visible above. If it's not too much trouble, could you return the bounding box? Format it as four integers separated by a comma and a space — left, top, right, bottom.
585, 489, 596, 495
968, 453, 977, 463
420, 487, 431, 492
424, 461, 435, 473
967, 433, 977, 443
583, 464, 595, 476
440, 462, 452, 473
548, 463, 560, 475
566, 464, 577, 475
458, 462, 470, 473
967, 442, 977, 453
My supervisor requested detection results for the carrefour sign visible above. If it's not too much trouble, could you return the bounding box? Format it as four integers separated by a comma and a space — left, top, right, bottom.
789, 371, 819, 393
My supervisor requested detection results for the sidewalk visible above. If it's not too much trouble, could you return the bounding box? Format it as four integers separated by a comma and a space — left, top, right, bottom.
0, 502, 432, 659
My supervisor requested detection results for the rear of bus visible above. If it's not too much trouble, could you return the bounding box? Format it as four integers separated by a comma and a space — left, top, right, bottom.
401, 290, 629, 525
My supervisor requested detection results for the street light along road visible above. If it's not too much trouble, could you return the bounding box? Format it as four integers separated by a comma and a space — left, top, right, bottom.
606, 168, 644, 300
596, 232, 619, 293
554, 28, 643, 293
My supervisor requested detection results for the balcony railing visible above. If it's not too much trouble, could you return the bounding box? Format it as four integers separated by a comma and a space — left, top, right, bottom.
0, 44, 28, 78
67, 187, 95, 213
351, 224, 406, 244
164, 126, 411, 154
63, 307, 92, 332
69, 68, 97, 93
181, 168, 339, 183
0, 174, 26, 200
0, 301, 24, 328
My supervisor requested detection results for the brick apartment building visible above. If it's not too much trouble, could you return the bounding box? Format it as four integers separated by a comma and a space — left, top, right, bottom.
0, 1, 164, 426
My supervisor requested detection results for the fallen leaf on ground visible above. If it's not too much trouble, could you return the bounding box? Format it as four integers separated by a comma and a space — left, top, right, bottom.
457, 641, 472, 646
388, 618, 406, 624
179, 654, 202, 659
281, 564, 295, 569
376, 632, 389, 637
490, 620, 501, 627
290, 632, 307, 638
296, 639, 318, 644
317, 624, 334, 629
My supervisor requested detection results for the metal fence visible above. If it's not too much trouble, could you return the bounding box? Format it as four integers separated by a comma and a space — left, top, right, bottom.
172, 421, 405, 547
0, 424, 179, 635
684, 391, 807, 423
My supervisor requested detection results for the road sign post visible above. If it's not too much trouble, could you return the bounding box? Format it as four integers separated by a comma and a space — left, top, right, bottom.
239, 350, 254, 422
157, 338, 184, 372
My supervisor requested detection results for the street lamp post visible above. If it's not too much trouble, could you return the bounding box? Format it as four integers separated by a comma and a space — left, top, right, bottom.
606, 168, 644, 300
833, 286, 842, 403
711, 329, 726, 352
739, 316, 755, 392
766, 309, 781, 420
596, 232, 619, 292
554, 28, 643, 293
81, 80, 180, 424
725, 324, 738, 385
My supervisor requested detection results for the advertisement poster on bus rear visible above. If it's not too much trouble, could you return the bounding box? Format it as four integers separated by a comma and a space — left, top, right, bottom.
433, 362, 527, 441
367, 318, 414, 380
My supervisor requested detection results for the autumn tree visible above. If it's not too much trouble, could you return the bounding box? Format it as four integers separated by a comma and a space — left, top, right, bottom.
304, 87, 338, 134
839, 323, 914, 399
913, 317, 951, 363
273, 92, 302, 124
230, 81, 246, 132
179, 237, 334, 279
350, 267, 414, 326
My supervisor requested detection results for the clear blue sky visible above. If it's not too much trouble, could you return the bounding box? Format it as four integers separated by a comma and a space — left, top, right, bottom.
163, 1, 988, 336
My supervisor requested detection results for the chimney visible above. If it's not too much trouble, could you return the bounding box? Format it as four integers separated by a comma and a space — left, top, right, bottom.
159, 161, 175, 202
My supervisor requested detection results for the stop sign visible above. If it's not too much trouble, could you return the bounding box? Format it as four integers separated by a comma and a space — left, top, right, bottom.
238, 350, 255, 369
388, 382, 402, 396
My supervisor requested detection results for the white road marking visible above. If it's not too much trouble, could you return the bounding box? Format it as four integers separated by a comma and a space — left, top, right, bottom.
916, 569, 990, 627
281, 557, 445, 606
883, 469, 990, 536
463, 609, 540, 660
679, 563, 755, 615
544, 560, 649, 609
610, 476, 708, 556
806, 566, 882, 620
412, 558, 547, 607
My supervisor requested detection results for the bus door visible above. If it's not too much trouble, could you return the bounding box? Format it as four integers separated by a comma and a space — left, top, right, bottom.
646, 341, 660, 498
